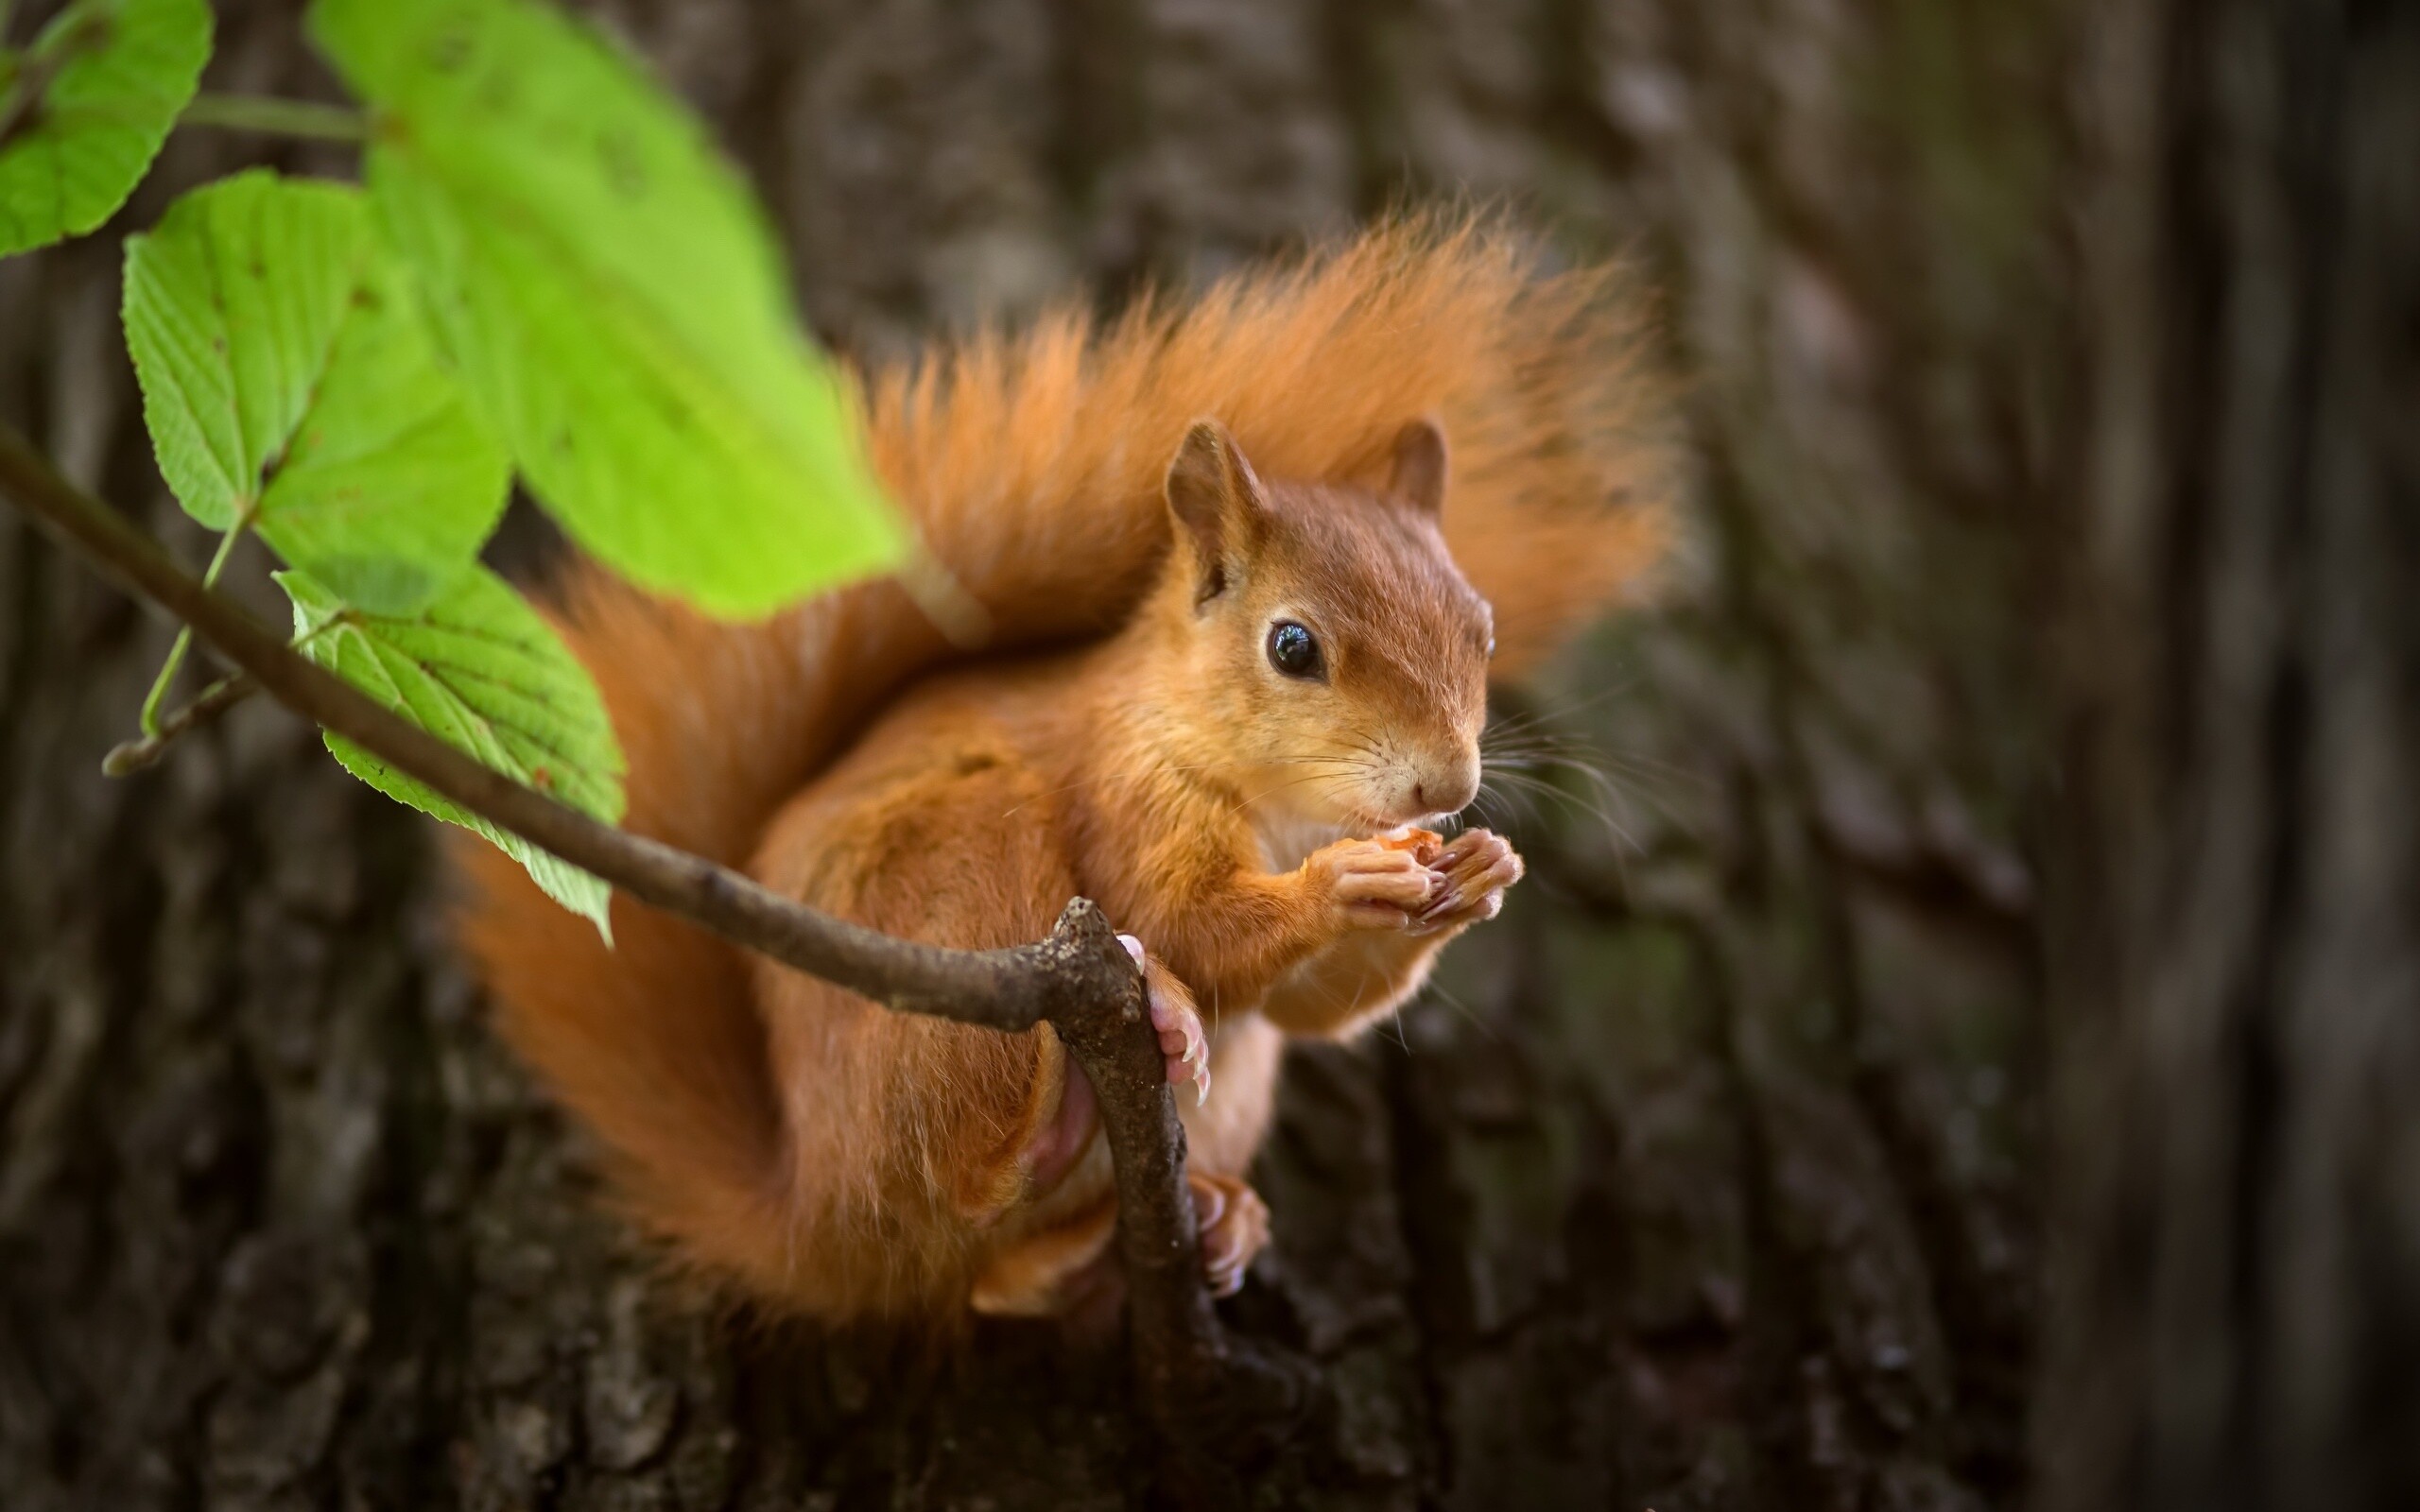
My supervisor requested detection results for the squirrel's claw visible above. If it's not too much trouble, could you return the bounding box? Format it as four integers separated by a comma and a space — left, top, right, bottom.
1119, 933, 1213, 1107
1189, 1171, 1270, 1297
1409, 829, 1525, 935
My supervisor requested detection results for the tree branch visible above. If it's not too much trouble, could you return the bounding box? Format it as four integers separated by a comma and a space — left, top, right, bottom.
0, 423, 1080, 1022
0, 420, 1305, 1506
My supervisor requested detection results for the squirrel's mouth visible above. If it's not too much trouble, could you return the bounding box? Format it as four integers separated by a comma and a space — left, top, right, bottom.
1346, 799, 1437, 836
1276, 772, 1449, 837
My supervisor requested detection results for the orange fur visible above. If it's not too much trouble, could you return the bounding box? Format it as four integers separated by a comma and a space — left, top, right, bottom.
451, 214, 1676, 1321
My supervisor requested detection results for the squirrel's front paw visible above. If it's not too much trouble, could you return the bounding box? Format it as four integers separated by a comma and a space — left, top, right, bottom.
1188, 1171, 1270, 1297
1409, 829, 1525, 936
1119, 935, 1211, 1106
1307, 836, 1437, 931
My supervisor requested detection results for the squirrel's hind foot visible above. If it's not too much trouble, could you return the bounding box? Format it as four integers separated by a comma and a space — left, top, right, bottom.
1190, 1172, 1271, 1297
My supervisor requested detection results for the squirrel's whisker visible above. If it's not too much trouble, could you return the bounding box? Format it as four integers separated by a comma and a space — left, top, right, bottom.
1479, 766, 1643, 853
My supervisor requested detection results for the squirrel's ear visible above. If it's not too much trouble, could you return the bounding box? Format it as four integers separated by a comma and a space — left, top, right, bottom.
1165, 420, 1270, 602
1388, 418, 1449, 520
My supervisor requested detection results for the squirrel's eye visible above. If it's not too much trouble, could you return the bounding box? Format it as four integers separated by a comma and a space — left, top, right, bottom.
1266, 621, 1323, 679
1484, 633, 1497, 660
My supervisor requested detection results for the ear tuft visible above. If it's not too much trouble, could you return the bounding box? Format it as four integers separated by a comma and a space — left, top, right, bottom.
1388, 418, 1449, 519
1165, 420, 1270, 601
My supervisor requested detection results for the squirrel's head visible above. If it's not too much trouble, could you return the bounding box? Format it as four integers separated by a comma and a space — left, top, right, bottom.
1156, 418, 1493, 833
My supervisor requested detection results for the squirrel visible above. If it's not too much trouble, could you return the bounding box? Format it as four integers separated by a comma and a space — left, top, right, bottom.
451, 215, 1674, 1322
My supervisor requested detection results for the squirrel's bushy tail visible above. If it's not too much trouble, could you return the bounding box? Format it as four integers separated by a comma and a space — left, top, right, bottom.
453, 213, 1677, 1297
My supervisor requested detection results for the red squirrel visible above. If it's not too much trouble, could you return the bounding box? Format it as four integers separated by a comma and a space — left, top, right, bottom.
452, 215, 1674, 1322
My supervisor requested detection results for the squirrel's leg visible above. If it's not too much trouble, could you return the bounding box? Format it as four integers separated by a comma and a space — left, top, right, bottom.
1259, 828, 1525, 1039
1098, 833, 1441, 1013
1153, 964, 1283, 1297
1171, 974, 1281, 1295
967, 1172, 1271, 1314
971, 945, 1277, 1313
968, 1196, 1119, 1316
752, 750, 1126, 1315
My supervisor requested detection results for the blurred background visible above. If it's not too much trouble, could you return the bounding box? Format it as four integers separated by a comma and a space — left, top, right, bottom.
3, 1, 2411, 1509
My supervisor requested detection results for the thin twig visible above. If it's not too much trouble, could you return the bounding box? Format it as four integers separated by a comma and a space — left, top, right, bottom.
0, 419, 1301, 1506
103, 669, 258, 776
178, 94, 369, 144
139, 512, 248, 735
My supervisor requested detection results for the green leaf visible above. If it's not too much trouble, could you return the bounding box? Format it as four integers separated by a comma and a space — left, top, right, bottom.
253, 256, 512, 612
281, 566, 626, 935
0, 0, 211, 258
123, 169, 508, 610
308, 0, 905, 619
123, 171, 368, 529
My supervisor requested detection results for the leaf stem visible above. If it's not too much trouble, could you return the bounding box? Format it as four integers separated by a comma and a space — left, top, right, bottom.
178, 94, 369, 144
137, 516, 248, 736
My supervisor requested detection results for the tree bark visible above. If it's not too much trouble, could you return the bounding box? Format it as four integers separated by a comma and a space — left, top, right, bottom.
2, 1, 2068, 1507
2037, 2, 2420, 1508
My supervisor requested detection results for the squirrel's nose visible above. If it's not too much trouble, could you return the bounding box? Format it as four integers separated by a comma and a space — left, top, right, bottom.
1412, 761, 1479, 817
